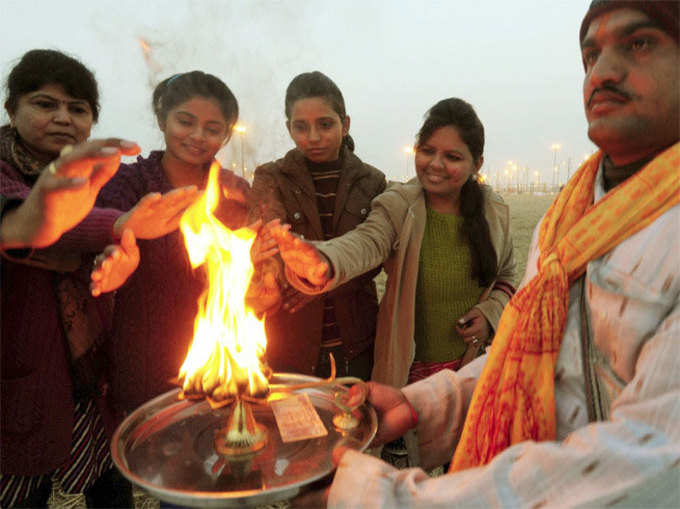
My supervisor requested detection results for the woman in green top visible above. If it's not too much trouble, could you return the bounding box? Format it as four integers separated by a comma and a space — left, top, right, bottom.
271, 97, 516, 387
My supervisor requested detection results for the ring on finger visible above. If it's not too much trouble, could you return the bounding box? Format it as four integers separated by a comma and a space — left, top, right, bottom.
48, 162, 58, 175
472, 336, 479, 345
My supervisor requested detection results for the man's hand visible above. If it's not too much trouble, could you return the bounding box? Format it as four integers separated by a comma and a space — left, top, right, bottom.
113, 186, 199, 239
292, 383, 412, 508
1, 138, 140, 249
360, 382, 418, 447
270, 223, 331, 286
90, 228, 140, 296
291, 439, 363, 508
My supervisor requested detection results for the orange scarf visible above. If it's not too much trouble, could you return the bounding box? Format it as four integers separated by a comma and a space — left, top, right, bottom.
451, 142, 680, 471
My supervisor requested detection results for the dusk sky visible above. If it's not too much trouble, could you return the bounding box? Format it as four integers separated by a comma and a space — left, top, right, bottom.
2, 0, 597, 184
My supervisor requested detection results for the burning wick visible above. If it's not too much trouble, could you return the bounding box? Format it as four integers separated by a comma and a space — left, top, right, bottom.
214, 398, 268, 457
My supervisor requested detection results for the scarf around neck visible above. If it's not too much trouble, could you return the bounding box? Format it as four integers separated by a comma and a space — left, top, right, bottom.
0, 125, 46, 181
451, 142, 680, 471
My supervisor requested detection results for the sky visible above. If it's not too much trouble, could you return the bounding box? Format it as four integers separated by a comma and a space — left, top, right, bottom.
2, 0, 597, 184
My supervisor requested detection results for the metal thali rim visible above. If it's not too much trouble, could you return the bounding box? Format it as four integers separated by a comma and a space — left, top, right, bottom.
111, 372, 377, 507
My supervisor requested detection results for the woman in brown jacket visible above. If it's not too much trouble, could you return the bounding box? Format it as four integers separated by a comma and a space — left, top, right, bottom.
271, 98, 516, 388
248, 71, 386, 380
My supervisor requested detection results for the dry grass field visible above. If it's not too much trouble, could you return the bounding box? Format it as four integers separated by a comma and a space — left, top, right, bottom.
500, 192, 556, 286
47, 193, 554, 508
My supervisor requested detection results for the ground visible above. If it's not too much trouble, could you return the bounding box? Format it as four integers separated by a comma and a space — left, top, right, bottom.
48, 192, 555, 508
500, 192, 556, 286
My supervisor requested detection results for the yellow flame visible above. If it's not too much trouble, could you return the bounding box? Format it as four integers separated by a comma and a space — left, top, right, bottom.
178, 162, 269, 399
136, 37, 162, 74
137, 37, 151, 55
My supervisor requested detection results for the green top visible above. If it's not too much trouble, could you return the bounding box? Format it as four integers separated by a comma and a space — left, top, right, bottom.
413, 207, 485, 362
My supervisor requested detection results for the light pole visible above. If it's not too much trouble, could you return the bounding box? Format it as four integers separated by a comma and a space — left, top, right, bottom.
550, 143, 561, 190
566, 157, 572, 182
403, 146, 414, 180
234, 124, 247, 177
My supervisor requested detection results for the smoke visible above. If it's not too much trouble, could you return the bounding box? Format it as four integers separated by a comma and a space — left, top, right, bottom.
2, 0, 596, 182
99, 0, 328, 178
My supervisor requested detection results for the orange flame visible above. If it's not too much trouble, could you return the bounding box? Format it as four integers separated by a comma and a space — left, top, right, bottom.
138, 37, 151, 54
137, 37, 162, 74
178, 162, 269, 400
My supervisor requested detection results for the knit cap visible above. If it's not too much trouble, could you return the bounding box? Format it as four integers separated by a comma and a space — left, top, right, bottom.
580, 0, 680, 44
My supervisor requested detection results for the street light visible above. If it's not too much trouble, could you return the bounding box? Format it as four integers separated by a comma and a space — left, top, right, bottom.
550, 143, 561, 190
234, 124, 247, 177
403, 146, 414, 180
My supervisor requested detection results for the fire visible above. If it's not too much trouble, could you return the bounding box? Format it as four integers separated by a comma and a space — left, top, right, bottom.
178, 162, 269, 401
136, 37, 162, 75
138, 37, 151, 54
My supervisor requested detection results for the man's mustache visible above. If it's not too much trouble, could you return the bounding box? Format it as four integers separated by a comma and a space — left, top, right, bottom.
588, 85, 632, 107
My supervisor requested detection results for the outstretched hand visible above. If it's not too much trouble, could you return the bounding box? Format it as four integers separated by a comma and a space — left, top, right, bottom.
114, 186, 200, 239
250, 218, 280, 264
90, 228, 140, 297
358, 382, 418, 447
245, 219, 283, 315
291, 383, 415, 508
213, 168, 250, 230
270, 223, 331, 286
1, 138, 140, 249
245, 266, 282, 316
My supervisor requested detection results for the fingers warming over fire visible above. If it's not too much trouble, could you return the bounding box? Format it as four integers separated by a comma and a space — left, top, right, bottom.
269, 223, 331, 287
113, 186, 200, 239
250, 218, 280, 264
90, 228, 140, 297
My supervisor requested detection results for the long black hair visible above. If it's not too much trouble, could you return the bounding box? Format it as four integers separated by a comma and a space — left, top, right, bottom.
284, 71, 354, 152
416, 98, 497, 287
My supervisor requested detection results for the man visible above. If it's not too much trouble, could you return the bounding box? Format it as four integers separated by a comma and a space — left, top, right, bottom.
276, 1, 679, 507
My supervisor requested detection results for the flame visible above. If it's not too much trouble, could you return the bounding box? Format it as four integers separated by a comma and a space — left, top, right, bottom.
137, 37, 162, 74
178, 162, 269, 400
138, 37, 151, 54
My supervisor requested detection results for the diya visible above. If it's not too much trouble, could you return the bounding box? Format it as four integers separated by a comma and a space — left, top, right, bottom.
111, 163, 376, 507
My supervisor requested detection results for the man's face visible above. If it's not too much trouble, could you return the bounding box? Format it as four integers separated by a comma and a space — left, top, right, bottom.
581, 8, 679, 164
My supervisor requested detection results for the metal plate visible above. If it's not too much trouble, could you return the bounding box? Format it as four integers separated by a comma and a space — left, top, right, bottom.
111, 373, 377, 507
